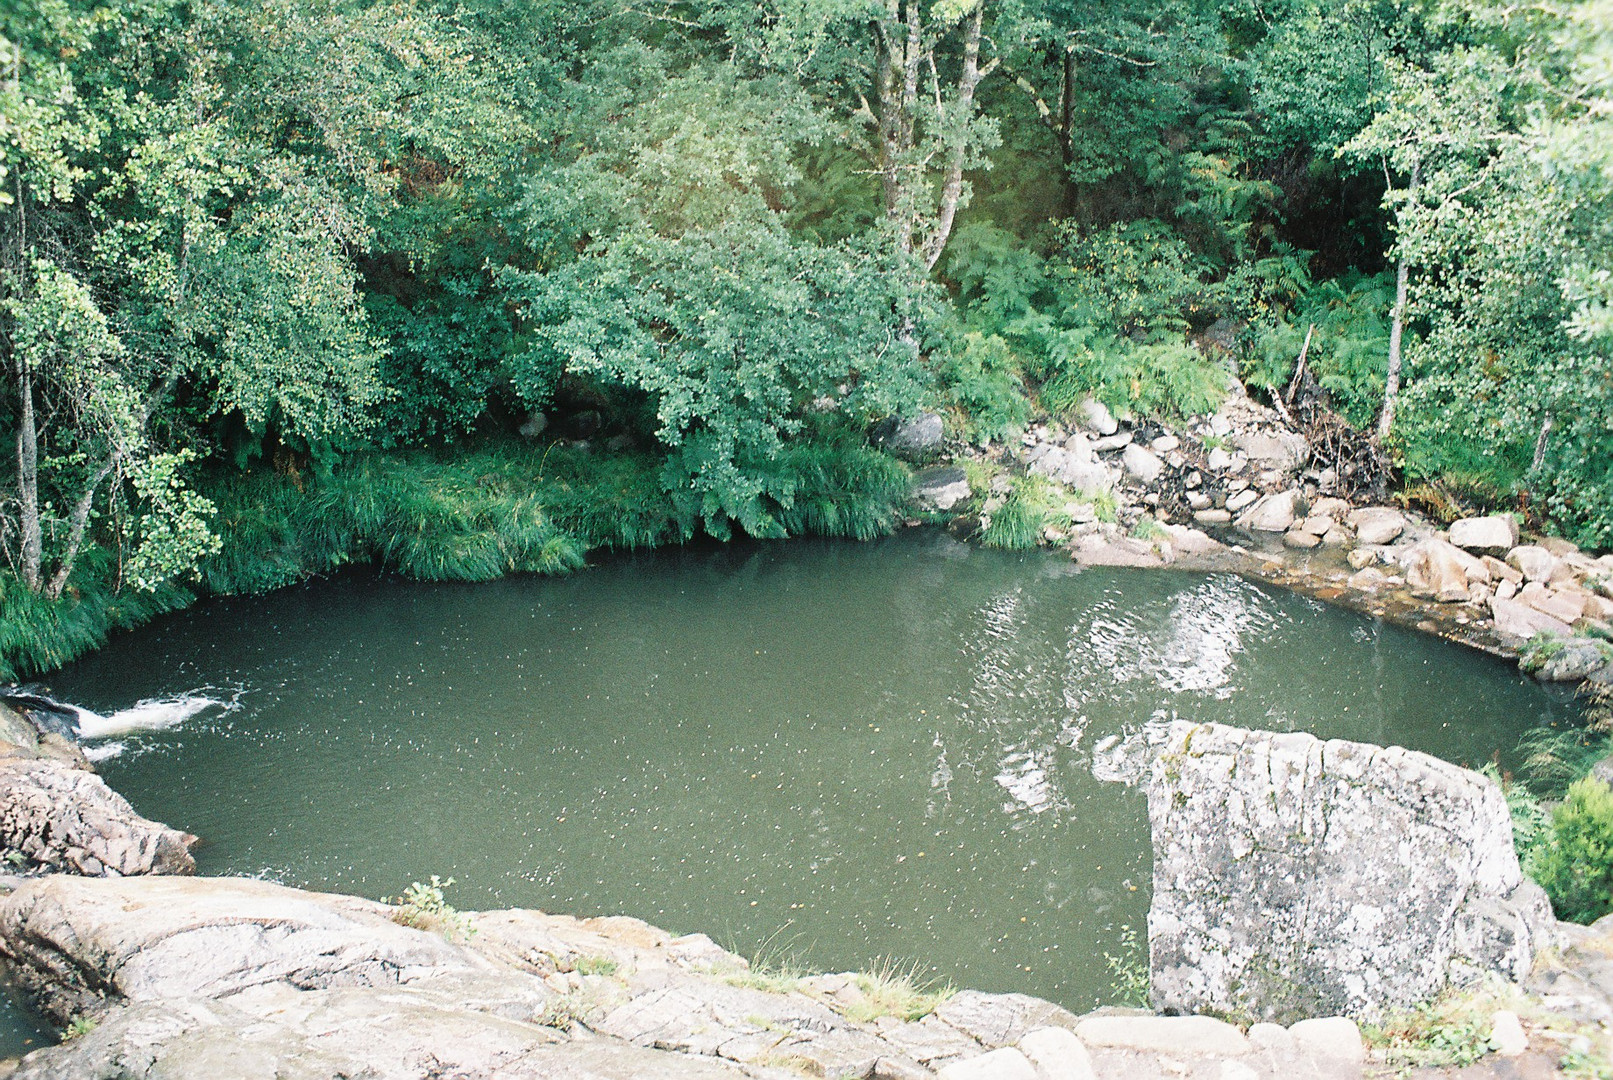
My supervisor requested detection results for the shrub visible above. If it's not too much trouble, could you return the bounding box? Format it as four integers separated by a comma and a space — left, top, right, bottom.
386, 875, 477, 940
1528, 776, 1613, 924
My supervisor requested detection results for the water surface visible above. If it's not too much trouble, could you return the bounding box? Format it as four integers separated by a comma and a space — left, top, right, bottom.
31, 531, 1576, 1040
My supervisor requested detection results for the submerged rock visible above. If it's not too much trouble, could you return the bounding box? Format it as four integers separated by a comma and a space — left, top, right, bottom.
1143, 722, 1553, 1024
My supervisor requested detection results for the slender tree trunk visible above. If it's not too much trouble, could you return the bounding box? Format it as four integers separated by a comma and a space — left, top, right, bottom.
15, 360, 41, 592
923, 2, 988, 271
1377, 161, 1419, 444
1059, 47, 1076, 216
1377, 254, 1408, 442
1531, 413, 1554, 472
45, 460, 114, 600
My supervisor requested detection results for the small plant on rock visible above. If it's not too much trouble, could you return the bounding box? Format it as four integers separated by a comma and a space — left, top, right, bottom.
574, 953, 619, 977
1103, 924, 1150, 1008
61, 1017, 96, 1040
537, 990, 592, 1031
386, 875, 476, 941
844, 959, 954, 1023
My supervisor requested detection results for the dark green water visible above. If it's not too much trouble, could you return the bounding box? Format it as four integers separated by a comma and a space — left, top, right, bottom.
7, 531, 1578, 1055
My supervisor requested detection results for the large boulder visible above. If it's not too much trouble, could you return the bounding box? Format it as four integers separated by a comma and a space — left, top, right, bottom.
0, 875, 535, 1023
1448, 516, 1519, 556
1401, 538, 1474, 602
1075, 398, 1119, 436
1528, 637, 1613, 683
1235, 489, 1301, 533
1122, 443, 1165, 484
1144, 722, 1553, 1024
875, 412, 946, 461
914, 466, 971, 511
1233, 430, 1309, 474
0, 757, 195, 877
1346, 507, 1406, 546
1029, 451, 1118, 496
1490, 596, 1573, 641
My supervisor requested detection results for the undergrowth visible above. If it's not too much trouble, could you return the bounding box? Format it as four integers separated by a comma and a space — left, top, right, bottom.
0, 438, 913, 682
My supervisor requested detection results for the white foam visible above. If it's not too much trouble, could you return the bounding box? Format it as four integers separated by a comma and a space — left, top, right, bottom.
75, 693, 238, 741
82, 741, 127, 763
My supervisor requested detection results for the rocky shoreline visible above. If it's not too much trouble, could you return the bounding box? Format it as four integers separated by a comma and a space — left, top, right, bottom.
900, 385, 1613, 683
0, 702, 1610, 1077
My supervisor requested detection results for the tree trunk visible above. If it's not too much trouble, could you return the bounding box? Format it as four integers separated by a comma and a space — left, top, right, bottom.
1531, 413, 1554, 472
14, 360, 42, 593
1377, 254, 1408, 443
1377, 160, 1419, 444
922, 2, 987, 270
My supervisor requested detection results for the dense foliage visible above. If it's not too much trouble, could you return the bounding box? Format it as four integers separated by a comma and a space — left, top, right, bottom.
1, 0, 1610, 674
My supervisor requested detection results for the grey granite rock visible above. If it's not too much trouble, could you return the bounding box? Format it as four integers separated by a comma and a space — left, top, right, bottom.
1143, 722, 1552, 1024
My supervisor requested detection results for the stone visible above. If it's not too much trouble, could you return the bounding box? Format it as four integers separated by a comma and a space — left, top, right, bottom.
1194, 509, 1233, 526
1518, 582, 1587, 624
0, 875, 531, 1023
1140, 722, 1553, 1024
1122, 444, 1165, 484
1449, 516, 1520, 555
0, 757, 196, 876
1346, 507, 1406, 546
1490, 597, 1573, 641
1072, 1015, 1249, 1056
1507, 546, 1558, 583
932, 991, 1079, 1049
938, 1048, 1038, 1080
1300, 515, 1336, 536
1286, 1017, 1363, 1063
1206, 448, 1234, 471
1496, 579, 1517, 600
1310, 497, 1351, 519
1234, 430, 1309, 473
1347, 568, 1388, 591
1162, 526, 1224, 557
1534, 638, 1612, 682
1346, 548, 1380, 570
1030, 450, 1119, 496
914, 467, 971, 511
1489, 1010, 1527, 1056
1187, 492, 1213, 511
876, 412, 945, 460
1225, 488, 1259, 514
1016, 1026, 1095, 1080
1322, 528, 1352, 547
1402, 538, 1474, 602
1151, 435, 1181, 453
1246, 1023, 1293, 1053
1282, 530, 1321, 550
518, 410, 549, 438
1482, 555, 1524, 585
1091, 432, 1133, 452
1076, 399, 1120, 437
1235, 489, 1301, 533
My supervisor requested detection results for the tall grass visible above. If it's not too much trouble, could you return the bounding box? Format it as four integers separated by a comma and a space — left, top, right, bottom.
2, 438, 913, 680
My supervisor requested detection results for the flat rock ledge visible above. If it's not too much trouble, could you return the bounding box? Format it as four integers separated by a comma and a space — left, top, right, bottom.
1144, 722, 1554, 1025
0, 873, 1378, 1080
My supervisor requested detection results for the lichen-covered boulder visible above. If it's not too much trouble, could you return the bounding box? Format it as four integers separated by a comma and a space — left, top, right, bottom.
1145, 722, 1553, 1024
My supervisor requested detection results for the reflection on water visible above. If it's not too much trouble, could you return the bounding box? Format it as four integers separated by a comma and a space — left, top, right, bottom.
36, 530, 1575, 1029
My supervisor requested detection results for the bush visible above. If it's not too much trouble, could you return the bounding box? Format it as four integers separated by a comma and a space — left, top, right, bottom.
1528, 775, 1613, 924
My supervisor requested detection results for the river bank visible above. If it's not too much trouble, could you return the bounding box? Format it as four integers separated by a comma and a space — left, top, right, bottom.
906, 383, 1613, 685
